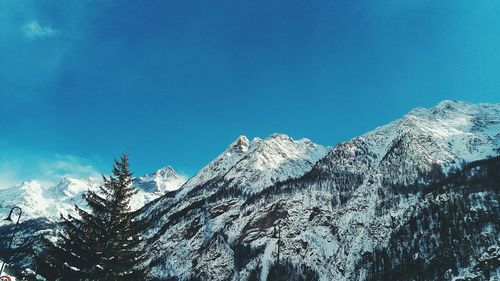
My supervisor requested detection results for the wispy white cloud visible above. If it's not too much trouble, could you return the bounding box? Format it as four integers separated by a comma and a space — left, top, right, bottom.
41, 154, 101, 181
0, 170, 23, 189
22, 20, 58, 39
0, 154, 101, 189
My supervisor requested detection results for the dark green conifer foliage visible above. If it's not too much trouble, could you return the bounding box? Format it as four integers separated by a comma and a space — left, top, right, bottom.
39, 154, 147, 280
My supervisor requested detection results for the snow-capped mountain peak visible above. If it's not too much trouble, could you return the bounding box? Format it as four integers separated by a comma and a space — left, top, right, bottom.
223, 133, 329, 193
314, 101, 500, 189
156, 166, 177, 177
50, 177, 99, 198
233, 135, 250, 153
0, 180, 61, 223
177, 135, 254, 194
135, 166, 187, 193
176, 133, 328, 198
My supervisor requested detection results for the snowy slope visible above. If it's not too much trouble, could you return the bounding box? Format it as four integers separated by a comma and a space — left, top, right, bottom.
142, 134, 328, 222
223, 134, 329, 194
137, 100, 499, 281
177, 134, 328, 197
2, 100, 498, 280
0, 180, 53, 222
137, 134, 328, 278
364, 100, 499, 166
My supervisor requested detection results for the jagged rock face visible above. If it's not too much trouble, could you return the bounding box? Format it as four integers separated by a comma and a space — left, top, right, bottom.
138, 100, 499, 281
138, 134, 329, 279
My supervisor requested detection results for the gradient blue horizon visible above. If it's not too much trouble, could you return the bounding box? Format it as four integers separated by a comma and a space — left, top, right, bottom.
1, 0, 500, 185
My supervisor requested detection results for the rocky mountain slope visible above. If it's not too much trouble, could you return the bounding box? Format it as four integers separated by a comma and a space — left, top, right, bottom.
0, 134, 328, 279
1, 100, 498, 281
177, 134, 329, 196
136, 100, 499, 281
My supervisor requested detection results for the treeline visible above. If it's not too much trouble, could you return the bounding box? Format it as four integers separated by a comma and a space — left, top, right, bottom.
366, 156, 500, 281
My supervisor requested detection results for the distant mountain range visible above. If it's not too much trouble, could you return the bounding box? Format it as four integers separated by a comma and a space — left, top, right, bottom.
1, 100, 499, 281
0, 166, 187, 223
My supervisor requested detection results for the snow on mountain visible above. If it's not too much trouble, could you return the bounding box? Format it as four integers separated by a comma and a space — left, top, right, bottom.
0, 178, 100, 224
138, 133, 329, 279
176, 134, 328, 197
178, 135, 252, 194
364, 100, 499, 165
0, 180, 50, 222
0, 166, 187, 225
134, 166, 187, 193
224, 134, 329, 194
1, 100, 498, 280
141, 134, 328, 224
137, 100, 499, 281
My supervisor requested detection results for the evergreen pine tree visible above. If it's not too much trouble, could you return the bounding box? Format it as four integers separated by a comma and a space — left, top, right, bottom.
38, 154, 147, 280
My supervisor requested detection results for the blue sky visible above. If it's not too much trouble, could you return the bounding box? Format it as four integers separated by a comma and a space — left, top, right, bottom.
1, 0, 500, 187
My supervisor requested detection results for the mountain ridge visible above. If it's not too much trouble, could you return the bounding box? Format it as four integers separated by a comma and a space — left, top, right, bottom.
136, 100, 499, 280
0, 100, 498, 281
